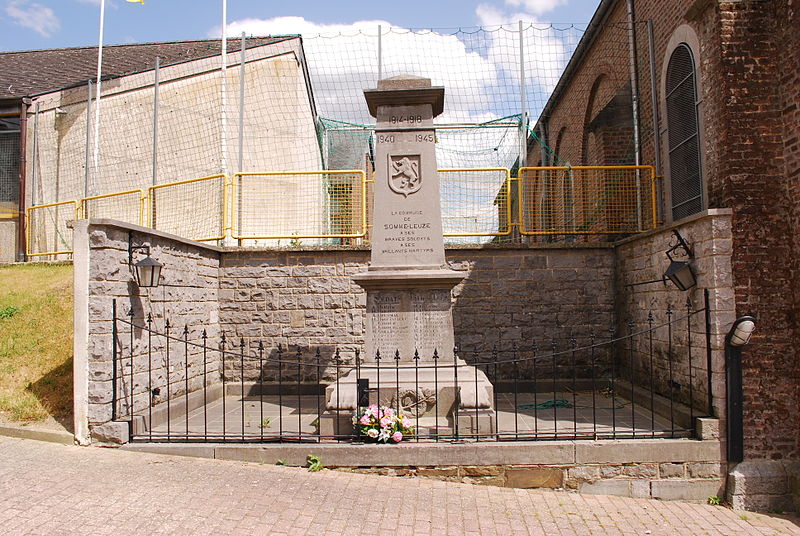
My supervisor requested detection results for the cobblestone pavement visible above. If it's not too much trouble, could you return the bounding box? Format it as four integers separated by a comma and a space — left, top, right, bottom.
1, 436, 799, 535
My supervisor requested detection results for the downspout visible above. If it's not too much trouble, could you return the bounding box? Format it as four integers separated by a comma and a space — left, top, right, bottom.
17, 98, 29, 262
626, 0, 644, 229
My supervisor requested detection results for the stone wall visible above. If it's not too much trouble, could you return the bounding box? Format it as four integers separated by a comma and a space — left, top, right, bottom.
73, 219, 222, 445
615, 209, 734, 418
217, 245, 616, 381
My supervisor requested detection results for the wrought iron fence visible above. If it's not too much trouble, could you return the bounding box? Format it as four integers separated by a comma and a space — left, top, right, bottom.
110, 296, 712, 443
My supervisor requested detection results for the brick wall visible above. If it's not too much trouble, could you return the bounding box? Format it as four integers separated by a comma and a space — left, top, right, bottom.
715, 1, 800, 461
528, 0, 800, 464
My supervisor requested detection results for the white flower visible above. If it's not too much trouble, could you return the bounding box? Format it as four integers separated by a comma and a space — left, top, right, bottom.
367, 428, 379, 438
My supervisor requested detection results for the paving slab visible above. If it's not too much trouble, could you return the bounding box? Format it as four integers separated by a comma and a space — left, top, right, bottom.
1, 436, 798, 535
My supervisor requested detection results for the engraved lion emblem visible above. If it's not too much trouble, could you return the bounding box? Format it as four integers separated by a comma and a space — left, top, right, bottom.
389, 155, 421, 197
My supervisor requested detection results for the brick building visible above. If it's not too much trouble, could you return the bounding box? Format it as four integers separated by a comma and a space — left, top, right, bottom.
531, 0, 799, 509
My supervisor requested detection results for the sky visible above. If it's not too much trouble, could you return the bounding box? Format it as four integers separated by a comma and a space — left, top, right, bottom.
0, 0, 601, 52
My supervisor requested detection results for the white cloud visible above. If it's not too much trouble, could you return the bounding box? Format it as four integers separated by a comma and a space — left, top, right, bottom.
5, 0, 60, 37
216, 16, 501, 126
505, 0, 568, 16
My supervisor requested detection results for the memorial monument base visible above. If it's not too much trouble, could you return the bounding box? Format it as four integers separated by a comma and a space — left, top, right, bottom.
319, 360, 496, 438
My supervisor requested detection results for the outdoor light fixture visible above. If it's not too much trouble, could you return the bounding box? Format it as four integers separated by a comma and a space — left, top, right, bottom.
128, 236, 163, 288
662, 229, 696, 291
624, 229, 697, 291
727, 315, 756, 347
726, 314, 757, 463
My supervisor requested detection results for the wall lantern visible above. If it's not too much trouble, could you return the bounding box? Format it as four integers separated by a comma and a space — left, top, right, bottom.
128, 237, 163, 288
625, 229, 696, 291
662, 230, 696, 291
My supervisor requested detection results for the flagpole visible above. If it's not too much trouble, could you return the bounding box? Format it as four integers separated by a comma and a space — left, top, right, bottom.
93, 0, 106, 195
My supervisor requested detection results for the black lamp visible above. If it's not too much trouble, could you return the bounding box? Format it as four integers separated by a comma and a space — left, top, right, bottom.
663, 230, 696, 291
128, 236, 163, 288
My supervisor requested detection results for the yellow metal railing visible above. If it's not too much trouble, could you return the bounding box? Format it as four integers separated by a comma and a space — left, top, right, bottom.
439, 168, 513, 238
80, 189, 146, 226
517, 165, 658, 235
231, 170, 367, 241
148, 174, 227, 242
26, 200, 78, 257
21, 166, 660, 257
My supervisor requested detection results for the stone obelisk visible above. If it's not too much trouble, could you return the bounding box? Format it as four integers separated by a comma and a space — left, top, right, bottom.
321, 75, 494, 437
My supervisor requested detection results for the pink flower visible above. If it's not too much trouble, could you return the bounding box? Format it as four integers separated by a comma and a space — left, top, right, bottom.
392, 431, 403, 442
383, 407, 394, 417
380, 417, 392, 428
402, 417, 411, 428
367, 405, 378, 416
360, 415, 371, 425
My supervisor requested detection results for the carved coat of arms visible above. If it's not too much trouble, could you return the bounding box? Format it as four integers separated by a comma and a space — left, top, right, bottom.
389, 155, 421, 197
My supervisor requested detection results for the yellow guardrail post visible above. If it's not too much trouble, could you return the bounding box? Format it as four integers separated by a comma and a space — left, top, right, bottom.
26, 200, 78, 257
146, 174, 227, 242
79, 190, 146, 226
437, 167, 513, 238
232, 170, 368, 241
517, 165, 658, 236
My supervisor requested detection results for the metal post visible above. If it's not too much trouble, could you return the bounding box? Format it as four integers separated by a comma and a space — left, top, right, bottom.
31, 102, 39, 207
152, 57, 160, 187
84, 82, 93, 199
626, 0, 643, 229
238, 32, 246, 174
377, 25, 383, 81
518, 21, 527, 169
646, 19, 663, 221
726, 343, 744, 463
705, 289, 714, 415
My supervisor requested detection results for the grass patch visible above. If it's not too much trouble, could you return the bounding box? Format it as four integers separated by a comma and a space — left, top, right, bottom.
0, 263, 73, 423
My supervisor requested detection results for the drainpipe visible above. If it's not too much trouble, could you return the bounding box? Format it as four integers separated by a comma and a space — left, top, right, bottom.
626, 0, 643, 229
17, 98, 29, 262
725, 315, 756, 463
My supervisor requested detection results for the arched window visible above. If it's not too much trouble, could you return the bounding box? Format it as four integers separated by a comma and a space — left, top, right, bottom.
665, 43, 703, 221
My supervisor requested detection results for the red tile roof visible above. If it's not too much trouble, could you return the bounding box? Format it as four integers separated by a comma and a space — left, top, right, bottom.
0, 37, 297, 100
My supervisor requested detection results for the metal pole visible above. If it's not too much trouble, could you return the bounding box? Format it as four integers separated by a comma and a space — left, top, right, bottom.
626, 0, 643, 229
84, 82, 93, 200
93, 0, 105, 189
646, 19, 663, 221
377, 25, 383, 81
221, 0, 228, 177
32, 102, 39, 206
151, 57, 160, 187
518, 20, 527, 169
238, 32, 246, 173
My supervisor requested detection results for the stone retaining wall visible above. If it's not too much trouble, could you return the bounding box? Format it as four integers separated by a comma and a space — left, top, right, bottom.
615, 209, 734, 417
73, 219, 222, 445
218, 245, 615, 381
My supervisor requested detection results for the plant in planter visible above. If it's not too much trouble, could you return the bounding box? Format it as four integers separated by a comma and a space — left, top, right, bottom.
353, 404, 414, 443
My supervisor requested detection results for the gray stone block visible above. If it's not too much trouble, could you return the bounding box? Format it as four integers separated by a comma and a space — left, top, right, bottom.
579, 479, 632, 497
728, 460, 788, 496
91, 421, 130, 444
651, 479, 723, 501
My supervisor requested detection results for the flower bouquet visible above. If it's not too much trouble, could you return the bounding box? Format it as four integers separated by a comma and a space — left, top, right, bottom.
353, 404, 414, 443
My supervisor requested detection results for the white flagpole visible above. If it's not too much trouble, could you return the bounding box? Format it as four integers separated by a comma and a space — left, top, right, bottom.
93, 0, 106, 194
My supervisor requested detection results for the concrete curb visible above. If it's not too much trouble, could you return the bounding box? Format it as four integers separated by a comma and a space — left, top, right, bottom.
0, 424, 74, 445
